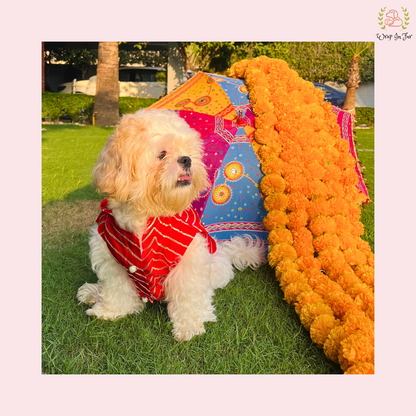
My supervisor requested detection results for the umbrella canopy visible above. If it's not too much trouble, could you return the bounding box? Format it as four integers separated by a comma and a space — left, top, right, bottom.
150, 72, 269, 244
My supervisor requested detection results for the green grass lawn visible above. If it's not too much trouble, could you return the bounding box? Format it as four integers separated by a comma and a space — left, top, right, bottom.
42, 124, 374, 374
354, 129, 375, 252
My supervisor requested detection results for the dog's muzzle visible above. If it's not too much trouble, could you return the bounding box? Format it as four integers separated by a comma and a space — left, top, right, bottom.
178, 156, 192, 169
177, 156, 192, 187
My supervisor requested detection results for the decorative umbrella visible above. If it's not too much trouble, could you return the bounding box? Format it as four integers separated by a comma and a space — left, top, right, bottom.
149, 72, 370, 248
149, 72, 269, 245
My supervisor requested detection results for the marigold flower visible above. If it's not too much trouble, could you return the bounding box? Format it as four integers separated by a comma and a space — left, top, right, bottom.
307, 198, 332, 218
323, 291, 358, 319
258, 140, 282, 159
336, 153, 356, 171
310, 314, 339, 347
345, 283, 373, 300
343, 248, 367, 266
284, 172, 309, 195
295, 290, 324, 315
275, 258, 299, 275
318, 247, 345, 270
254, 111, 276, 129
324, 325, 346, 364
313, 233, 341, 253
263, 210, 289, 230
281, 162, 303, 177
328, 197, 349, 216
334, 137, 350, 154
367, 253, 375, 268
355, 291, 375, 316
325, 181, 345, 198
314, 280, 344, 298
287, 192, 310, 211
252, 97, 274, 116
355, 265, 375, 287
260, 174, 286, 196
292, 229, 315, 258
341, 168, 360, 186
307, 161, 326, 180
356, 240, 372, 257
227, 60, 249, 78
325, 261, 353, 282
308, 179, 329, 198
254, 127, 279, 145
268, 242, 298, 266
343, 310, 374, 338
250, 86, 272, 105
306, 270, 329, 289
288, 210, 309, 231
296, 256, 321, 271
309, 216, 337, 236
263, 193, 289, 211
339, 333, 374, 372
337, 271, 362, 288
333, 215, 353, 234
279, 270, 308, 288
338, 231, 359, 250
268, 227, 293, 246
259, 156, 285, 175
323, 164, 342, 184
299, 302, 334, 331
365, 304, 375, 321
345, 362, 375, 375
283, 282, 312, 305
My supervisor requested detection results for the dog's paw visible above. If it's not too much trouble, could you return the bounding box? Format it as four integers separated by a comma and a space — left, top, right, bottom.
77, 283, 101, 306
86, 303, 119, 320
173, 323, 206, 342
85, 296, 146, 320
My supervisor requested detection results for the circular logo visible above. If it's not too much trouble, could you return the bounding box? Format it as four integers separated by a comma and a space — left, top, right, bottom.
224, 162, 244, 181
212, 185, 231, 205
175, 98, 191, 107
195, 96, 212, 106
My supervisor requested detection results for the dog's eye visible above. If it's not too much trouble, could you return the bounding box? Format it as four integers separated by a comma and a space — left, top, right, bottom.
158, 150, 167, 160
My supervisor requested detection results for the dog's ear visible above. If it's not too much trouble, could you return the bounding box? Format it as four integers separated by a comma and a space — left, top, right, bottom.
93, 113, 147, 202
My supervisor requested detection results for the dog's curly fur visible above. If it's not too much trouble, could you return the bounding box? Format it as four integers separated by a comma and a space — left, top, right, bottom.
77, 109, 265, 341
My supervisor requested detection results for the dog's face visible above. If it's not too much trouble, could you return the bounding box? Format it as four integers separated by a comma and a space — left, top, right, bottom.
93, 109, 208, 218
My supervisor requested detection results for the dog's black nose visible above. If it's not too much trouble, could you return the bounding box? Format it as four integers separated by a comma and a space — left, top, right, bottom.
178, 156, 192, 169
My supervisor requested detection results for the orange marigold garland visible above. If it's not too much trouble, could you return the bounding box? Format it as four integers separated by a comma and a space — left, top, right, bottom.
228, 56, 374, 374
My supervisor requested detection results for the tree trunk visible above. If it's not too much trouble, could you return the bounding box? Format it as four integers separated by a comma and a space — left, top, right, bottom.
343, 54, 360, 115
94, 42, 119, 126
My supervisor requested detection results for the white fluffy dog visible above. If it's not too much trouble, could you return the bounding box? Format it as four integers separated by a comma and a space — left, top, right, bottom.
77, 109, 265, 341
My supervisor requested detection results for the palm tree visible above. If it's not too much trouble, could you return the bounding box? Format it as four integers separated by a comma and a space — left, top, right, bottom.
343, 42, 371, 115
94, 42, 119, 126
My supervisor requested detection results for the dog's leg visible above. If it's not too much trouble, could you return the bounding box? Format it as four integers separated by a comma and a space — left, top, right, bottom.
206, 244, 235, 290
219, 235, 267, 271
77, 225, 145, 320
163, 234, 218, 342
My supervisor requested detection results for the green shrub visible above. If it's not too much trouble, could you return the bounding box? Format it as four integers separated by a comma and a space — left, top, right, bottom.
118, 97, 159, 115
60, 94, 95, 123
356, 107, 374, 127
42, 93, 159, 123
42, 92, 66, 121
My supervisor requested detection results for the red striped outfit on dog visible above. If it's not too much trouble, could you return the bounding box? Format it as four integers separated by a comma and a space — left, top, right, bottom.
96, 199, 217, 302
